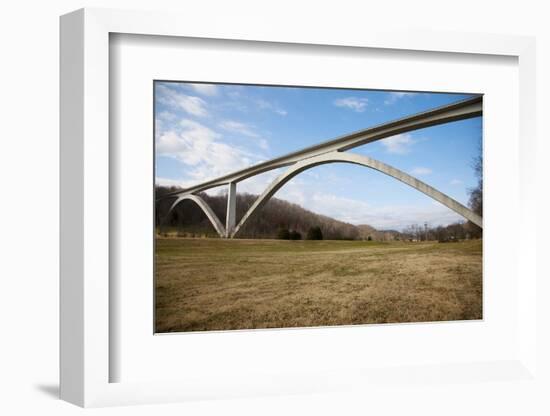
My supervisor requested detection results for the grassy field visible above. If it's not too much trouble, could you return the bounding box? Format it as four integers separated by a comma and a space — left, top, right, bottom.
155, 238, 482, 333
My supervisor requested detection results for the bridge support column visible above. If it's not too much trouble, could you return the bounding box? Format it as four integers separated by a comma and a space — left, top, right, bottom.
225, 182, 236, 238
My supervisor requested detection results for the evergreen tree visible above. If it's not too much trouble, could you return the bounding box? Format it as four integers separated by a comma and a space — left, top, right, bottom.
306, 226, 323, 240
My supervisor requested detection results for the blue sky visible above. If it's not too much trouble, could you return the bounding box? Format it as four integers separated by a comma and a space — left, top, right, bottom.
155, 82, 482, 230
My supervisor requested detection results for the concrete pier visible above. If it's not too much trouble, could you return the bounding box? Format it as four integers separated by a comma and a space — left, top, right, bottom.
225, 182, 237, 238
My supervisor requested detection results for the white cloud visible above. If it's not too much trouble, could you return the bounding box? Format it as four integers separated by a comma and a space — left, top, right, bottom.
334, 97, 369, 112
157, 85, 209, 117
189, 83, 219, 96
384, 91, 417, 105
409, 167, 433, 176
176, 95, 208, 117
154, 118, 164, 137
276, 186, 306, 207
256, 99, 270, 109
219, 120, 258, 137
309, 193, 371, 221
235, 168, 285, 196
219, 120, 270, 150
158, 111, 177, 121
450, 178, 463, 185
294, 192, 463, 230
256, 99, 287, 116
156, 119, 260, 186
257, 139, 269, 150
359, 205, 463, 230
380, 133, 416, 154
155, 177, 190, 188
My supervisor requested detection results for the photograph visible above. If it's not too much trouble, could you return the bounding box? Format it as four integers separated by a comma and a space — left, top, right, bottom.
154, 81, 483, 333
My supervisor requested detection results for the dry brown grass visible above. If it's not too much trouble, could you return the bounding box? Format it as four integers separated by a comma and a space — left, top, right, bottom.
155, 238, 482, 332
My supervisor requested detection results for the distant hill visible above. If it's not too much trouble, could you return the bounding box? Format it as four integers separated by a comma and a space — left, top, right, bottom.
356, 225, 402, 241
356, 224, 403, 241
356, 224, 376, 239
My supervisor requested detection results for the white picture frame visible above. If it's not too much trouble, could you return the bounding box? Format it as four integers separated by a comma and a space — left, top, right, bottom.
60, 7, 538, 408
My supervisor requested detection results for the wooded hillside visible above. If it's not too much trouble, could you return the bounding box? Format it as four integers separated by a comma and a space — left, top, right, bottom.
156, 186, 359, 239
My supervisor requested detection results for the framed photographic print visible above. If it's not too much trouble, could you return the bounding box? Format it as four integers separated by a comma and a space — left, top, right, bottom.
60, 8, 538, 408
153, 82, 483, 334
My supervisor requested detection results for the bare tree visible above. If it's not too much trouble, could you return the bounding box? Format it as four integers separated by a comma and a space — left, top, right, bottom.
467, 145, 483, 238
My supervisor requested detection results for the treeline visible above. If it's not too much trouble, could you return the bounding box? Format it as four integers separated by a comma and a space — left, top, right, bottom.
156, 185, 482, 241
400, 221, 482, 242
156, 186, 359, 240
276, 225, 323, 240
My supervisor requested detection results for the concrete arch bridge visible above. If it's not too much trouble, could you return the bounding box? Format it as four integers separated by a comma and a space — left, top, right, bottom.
158, 96, 483, 238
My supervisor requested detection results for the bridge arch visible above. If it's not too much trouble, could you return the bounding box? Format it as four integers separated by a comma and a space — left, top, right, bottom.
231, 151, 482, 238
164, 194, 226, 238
